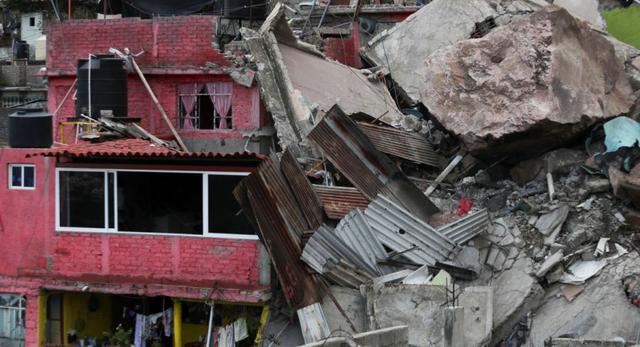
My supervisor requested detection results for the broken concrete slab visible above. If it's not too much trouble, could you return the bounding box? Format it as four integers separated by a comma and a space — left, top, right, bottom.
458, 287, 493, 347
536, 251, 564, 278
491, 267, 545, 345
421, 7, 635, 159
536, 205, 570, 236
548, 338, 626, 347
526, 254, 640, 346
321, 286, 366, 334
443, 306, 465, 347
366, 284, 447, 346
241, 4, 415, 151
363, 0, 540, 104
298, 325, 409, 347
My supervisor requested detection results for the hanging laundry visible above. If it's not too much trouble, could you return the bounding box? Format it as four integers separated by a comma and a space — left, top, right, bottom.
234, 318, 248, 342
134, 314, 146, 347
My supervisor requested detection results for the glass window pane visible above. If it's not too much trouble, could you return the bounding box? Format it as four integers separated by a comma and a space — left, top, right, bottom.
108, 173, 115, 229
10, 166, 21, 187
208, 175, 254, 235
59, 171, 105, 228
117, 172, 202, 234
23, 166, 34, 188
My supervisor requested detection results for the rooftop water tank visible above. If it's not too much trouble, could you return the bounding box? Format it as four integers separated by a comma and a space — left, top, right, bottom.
8, 108, 52, 148
76, 54, 128, 119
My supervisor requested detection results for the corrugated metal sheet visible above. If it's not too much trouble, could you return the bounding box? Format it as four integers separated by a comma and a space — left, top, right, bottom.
312, 185, 370, 220
325, 259, 375, 289
364, 195, 456, 265
334, 209, 392, 274
308, 106, 439, 223
257, 158, 309, 239
235, 159, 320, 309
438, 209, 489, 245
301, 225, 378, 277
281, 150, 325, 229
357, 122, 442, 168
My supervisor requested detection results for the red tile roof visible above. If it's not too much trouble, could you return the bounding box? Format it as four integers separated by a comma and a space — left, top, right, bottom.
28, 139, 267, 160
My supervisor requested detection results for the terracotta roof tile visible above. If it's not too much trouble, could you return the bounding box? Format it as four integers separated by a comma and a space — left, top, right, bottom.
28, 138, 266, 160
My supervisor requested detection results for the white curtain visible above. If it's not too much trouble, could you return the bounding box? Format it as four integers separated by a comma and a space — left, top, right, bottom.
206, 82, 233, 129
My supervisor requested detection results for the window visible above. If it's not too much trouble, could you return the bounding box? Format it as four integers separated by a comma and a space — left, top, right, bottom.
0, 294, 25, 347
56, 169, 255, 239
178, 82, 233, 130
29, 17, 35, 27
8, 165, 35, 190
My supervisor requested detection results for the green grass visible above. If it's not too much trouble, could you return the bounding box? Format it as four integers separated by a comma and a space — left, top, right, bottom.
604, 5, 640, 49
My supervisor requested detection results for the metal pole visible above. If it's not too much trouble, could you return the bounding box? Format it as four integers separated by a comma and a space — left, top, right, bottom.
88, 54, 92, 118
68, 0, 71, 19
205, 302, 215, 347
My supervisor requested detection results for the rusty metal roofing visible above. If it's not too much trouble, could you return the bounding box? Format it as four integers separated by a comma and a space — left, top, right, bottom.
438, 209, 489, 245
29, 139, 267, 160
312, 184, 370, 220
364, 195, 456, 266
236, 158, 320, 309
281, 150, 325, 229
357, 122, 443, 168
334, 209, 392, 275
308, 106, 439, 223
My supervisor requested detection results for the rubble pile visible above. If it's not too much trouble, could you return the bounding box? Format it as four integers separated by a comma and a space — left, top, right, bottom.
235, 1, 640, 346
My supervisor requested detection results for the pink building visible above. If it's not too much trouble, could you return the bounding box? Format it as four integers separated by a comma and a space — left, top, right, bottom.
0, 15, 272, 347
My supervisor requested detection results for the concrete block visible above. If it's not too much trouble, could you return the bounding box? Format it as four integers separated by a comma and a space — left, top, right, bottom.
444, 307, 464, 347
458, 287, 493, 347
321, 286, 366, 334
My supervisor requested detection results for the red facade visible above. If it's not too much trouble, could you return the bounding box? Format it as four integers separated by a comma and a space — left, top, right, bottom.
1, 15, 270, 346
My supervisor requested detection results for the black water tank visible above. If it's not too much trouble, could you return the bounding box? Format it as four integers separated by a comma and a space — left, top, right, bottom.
8, 108, 52, 148
13, 40, 29, 59
76, 54, 128, 118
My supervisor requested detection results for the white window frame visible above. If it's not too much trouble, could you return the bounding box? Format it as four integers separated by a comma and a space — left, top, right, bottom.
8, 164, 35, 190
55, 168, 256, 240
0, 294, 26, 344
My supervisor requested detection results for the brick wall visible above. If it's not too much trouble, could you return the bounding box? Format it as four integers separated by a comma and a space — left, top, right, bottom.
46, 16, 230, 74
0, 149, 267, 296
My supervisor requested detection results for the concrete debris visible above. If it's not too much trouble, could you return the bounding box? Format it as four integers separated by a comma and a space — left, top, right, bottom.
491, 267, 545, 345
535, 250, 564, 278
230, 2, 640, 346
421, 7, 635, 159
535, 205, 570, 236
298, 325, 409, 347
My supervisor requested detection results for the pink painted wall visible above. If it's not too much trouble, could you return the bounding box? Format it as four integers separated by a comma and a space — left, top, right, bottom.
0, 149, 266, 298
46, 15, 265, 142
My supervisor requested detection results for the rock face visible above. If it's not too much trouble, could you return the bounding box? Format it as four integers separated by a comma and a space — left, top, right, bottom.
421, 7, 635, 159
364, 0, 539, 104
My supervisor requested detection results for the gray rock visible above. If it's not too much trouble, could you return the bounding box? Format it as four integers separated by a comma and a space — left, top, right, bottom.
510, 148, 588, 184
535, 250, 564, 278
421, 7, 635, 159
363, 0, 539, 104
554, 0, 605, 29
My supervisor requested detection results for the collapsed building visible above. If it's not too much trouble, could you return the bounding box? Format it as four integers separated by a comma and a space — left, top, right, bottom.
0, 0, 639, 346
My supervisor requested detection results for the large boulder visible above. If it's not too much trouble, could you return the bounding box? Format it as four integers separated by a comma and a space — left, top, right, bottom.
421, 7, 635, 159
363, 0, 540, 104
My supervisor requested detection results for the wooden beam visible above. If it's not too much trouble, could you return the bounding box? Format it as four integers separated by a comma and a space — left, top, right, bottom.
128, 56, 190, 152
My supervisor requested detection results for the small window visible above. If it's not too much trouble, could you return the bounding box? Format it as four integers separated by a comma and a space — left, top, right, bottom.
178, 83, 233, 130
8, 164, 35, 189
29, 17, 35, 27
0, 294, 26, 346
